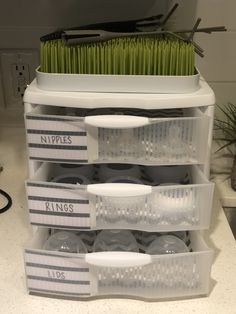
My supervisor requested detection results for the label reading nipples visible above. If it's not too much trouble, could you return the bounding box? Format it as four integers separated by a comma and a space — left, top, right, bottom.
40, 135, 72, 145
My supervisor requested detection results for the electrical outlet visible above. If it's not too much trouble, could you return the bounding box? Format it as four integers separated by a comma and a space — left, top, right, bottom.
12, 63, 30, 98
0, 50, 39, 108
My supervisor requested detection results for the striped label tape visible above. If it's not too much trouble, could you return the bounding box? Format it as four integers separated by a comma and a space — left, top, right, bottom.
25, 250, 93, 297
26, 115, 89, 163
27, 182, 91, 229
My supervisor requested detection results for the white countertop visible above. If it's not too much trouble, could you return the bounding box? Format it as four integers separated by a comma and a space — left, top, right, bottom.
0, 127, 236, 314
213, 176, 236, 208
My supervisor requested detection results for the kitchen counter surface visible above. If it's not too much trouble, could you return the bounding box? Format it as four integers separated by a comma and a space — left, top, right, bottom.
0, 127, 236, 314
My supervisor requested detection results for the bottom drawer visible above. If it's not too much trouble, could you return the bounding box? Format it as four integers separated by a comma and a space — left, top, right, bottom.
24, 228, 213, 300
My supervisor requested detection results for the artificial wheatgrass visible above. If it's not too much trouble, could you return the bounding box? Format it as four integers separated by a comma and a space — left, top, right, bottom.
40, 36, 195, 76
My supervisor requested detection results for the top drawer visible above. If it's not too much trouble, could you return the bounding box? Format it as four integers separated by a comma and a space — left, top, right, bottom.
25, 106, 211, 165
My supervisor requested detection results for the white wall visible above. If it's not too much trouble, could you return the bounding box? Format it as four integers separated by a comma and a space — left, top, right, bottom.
169, 0, 236, 118
195, 0, 236, 118
0, 0, 169, 49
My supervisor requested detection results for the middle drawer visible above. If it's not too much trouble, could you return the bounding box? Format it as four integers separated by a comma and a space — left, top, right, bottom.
26, 163, 214, 232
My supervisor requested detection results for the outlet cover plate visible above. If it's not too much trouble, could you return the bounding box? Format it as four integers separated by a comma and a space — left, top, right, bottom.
0, 50, 39, 108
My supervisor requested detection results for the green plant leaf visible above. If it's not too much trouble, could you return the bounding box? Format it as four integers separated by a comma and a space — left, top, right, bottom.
214, 103, 236, 152
215, 140, 236, 152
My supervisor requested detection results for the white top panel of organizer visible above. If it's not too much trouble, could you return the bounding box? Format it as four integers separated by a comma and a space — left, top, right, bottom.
24, 78, 215, 110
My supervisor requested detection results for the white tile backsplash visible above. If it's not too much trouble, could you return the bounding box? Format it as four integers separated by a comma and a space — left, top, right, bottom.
196, 32, 236, 82
195, 0, 236, 125
171, 0, 236, 156
0, 1, 169, 49
0, 0, 161, 28
196, 0, 236, 30
208, 82, 236, 119
170, 0, 236, 84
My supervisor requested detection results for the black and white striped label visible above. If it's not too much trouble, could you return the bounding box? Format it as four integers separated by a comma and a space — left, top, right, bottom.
27, 182, 91, 229
25, 250, 93, 297
26, 115, 89, 163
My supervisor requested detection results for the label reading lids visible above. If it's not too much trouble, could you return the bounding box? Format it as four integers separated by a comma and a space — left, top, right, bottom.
25, 250, 94, 297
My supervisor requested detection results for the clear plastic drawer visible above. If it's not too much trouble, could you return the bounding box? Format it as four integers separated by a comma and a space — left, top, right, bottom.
26, 163, 214, 232
25, 106, 211, 165
24, 228, 213, 300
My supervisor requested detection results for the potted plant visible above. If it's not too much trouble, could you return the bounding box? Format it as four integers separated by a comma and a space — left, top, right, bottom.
214, 103, 236, 191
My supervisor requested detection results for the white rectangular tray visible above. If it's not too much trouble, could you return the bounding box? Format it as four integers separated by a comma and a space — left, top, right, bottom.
36, 67, 200, 94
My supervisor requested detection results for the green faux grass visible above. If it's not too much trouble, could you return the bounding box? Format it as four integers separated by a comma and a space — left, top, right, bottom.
40, 36, 195, 76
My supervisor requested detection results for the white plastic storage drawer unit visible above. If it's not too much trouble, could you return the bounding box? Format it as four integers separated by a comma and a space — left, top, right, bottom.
26, 163, 214, 232
24, 228, 214, 300
23, 77, 215, 301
